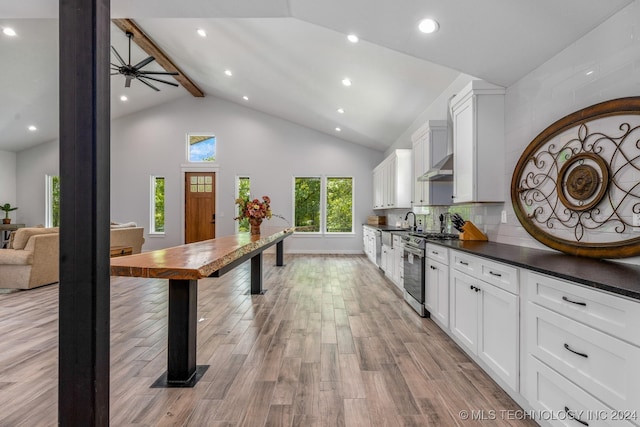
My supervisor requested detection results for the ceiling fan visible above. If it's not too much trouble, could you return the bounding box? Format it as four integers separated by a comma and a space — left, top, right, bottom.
111, 31, 179, 91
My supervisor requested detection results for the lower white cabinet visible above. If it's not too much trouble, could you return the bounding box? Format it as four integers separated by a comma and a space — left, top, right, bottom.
449, 258, 519, 392
426, 257, 449, 327
522, 271, 640, 424
391, 235, 404, 290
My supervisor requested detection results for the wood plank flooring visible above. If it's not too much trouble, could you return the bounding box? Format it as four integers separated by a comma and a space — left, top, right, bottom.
0, 254, 536, 426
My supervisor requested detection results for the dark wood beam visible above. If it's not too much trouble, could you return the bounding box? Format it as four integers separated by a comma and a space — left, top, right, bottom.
112, 18, 205, 97
58, 0, 111, 425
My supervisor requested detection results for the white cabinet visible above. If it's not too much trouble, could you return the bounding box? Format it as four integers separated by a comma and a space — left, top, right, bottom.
390, 234, 404, 291
381, 243, 391, 275
411, 121, 452, 206
362, 226, 377, 264
425, 244, 449, 328
450, 80, 505, 203
372, 149, 412, 209
449, 251, 519, 392
522, 272, 640, 422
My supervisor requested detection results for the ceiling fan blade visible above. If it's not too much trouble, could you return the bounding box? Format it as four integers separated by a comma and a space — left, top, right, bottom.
139, 75, 179, 87
125, 76, 132, 88
111, 46, 127, 66
137, 78, 160, 92
138, 71, 180, 76
133, 56, 155, 70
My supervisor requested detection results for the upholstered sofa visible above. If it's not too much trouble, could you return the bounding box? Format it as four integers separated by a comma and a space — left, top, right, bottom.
0, 227, 60, 290
0, 224, 145, 290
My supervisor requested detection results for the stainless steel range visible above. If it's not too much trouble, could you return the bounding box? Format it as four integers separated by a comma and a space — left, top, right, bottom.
401, 232, 458, 316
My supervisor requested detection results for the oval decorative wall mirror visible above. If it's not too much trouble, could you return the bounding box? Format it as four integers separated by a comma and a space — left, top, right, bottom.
511, 97, 640, 258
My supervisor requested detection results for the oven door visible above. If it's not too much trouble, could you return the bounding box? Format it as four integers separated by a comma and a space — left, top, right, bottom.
403, 244, 425, 303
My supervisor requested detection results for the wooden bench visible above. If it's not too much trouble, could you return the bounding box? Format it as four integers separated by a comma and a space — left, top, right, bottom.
110, 226, 293, 387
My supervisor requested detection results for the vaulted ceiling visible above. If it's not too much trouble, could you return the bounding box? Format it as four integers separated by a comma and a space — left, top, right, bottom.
0, 0, 634, 152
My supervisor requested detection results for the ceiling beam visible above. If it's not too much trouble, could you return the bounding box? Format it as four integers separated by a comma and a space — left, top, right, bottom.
112, 18, 204, 97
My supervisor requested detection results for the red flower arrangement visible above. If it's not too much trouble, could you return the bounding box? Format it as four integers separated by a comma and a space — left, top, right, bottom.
235, 196, 272, 221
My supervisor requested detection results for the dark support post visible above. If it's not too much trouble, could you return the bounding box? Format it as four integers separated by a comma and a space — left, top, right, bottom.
276, 240, 285, 267
167, 279, 198, 383
58, 0, 111, 425
251, 252, 264, 294
151, 279, 208, 388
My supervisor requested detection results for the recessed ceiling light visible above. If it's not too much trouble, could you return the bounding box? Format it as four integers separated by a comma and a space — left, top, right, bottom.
120, 95, 128, 101
335, 127, 341, 132
242, 96, 249, 101
224, 69, 233, 77
347, 34, 359, 43
342, 78, 352, 87
28, 125, 37, 131
197, 29, 207, 37
337, 108, 345, 114
2, 27, 16, 37
585, 70, 594, 76
418, 18, 439, 34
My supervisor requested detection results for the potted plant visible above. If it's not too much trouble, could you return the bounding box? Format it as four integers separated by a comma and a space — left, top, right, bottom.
1, 203, 18, 224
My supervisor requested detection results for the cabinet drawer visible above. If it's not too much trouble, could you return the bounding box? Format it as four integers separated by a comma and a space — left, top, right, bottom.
426, 243, 448, 265
526, 303, 640, 413
451, 251, 518, 294
451, 251, 479, 275
526, 272, 640, 346
525, 355, 637, 427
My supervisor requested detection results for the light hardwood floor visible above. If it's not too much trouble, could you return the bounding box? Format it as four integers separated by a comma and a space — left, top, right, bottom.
0, 254, 536, 426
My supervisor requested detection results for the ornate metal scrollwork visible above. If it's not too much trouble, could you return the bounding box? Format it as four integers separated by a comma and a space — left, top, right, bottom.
511, 97, 640, 258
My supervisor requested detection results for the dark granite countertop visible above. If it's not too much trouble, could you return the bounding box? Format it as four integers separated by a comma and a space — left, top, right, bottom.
427, 240, 640, 301
362, 224, 412, 233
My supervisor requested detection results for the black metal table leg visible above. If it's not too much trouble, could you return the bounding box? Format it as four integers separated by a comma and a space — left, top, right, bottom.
276, 240, 285, 267
151, 279, 208, 387
251, 252, 264, 294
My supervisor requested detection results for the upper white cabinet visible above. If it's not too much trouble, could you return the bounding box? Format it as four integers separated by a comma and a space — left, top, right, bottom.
450, 80, 505, 203
411, 120, 452, 206
373, 149, 412, 209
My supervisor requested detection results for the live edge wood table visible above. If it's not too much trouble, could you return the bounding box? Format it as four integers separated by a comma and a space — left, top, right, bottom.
110, 226, 294, 388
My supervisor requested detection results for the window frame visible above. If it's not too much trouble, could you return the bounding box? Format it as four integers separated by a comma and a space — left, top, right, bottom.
292, 175, 355, 236
292, 176, 323, 235
45, 174, 60, 228
149, 175, 166, 235
235, 175, 251, 233
186, 133, 217, 163
324, 176, 355, 235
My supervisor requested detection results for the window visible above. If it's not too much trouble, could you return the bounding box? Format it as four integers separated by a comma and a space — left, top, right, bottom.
187, 134, 216, 162
150, 176, 165, 234
294, 177, 321, 233
45, 175, 60, 228
326, 177, 353, 233
236, 176, 251, 232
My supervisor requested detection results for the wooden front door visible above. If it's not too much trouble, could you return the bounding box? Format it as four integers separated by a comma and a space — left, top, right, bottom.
185, 172, 216, 243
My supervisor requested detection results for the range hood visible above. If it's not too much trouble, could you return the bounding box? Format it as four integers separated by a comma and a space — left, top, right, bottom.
418, 153, 453, 182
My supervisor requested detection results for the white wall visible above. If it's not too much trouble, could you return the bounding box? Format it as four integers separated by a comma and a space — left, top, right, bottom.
497, 1, 640, 262
110, 95, 382, 252
15, 140, 58, 226
0, 150, 17, 221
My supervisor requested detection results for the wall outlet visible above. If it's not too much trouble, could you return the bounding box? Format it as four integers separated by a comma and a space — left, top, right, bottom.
501, 210, 507, 224
633, 213, 640, 227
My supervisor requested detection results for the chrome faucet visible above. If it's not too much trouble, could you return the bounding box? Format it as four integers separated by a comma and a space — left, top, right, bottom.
404, 212, 416, 231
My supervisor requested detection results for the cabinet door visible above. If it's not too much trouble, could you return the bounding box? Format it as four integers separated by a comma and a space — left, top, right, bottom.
478, 282, 518, 391
452, 96, 474, 203
413, 138, 425, 205
394, 243, 404, 289
386, 159, 396, 208
434, 261, 449, 328
425, 258, 438, 315
450, 269, 478, 352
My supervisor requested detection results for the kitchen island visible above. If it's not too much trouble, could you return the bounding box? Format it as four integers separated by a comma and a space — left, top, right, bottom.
110, 226, 294, 387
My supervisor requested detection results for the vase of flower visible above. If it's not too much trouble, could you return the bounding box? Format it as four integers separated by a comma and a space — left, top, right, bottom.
249, 218, 262, 235
235, 196, 272, 235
